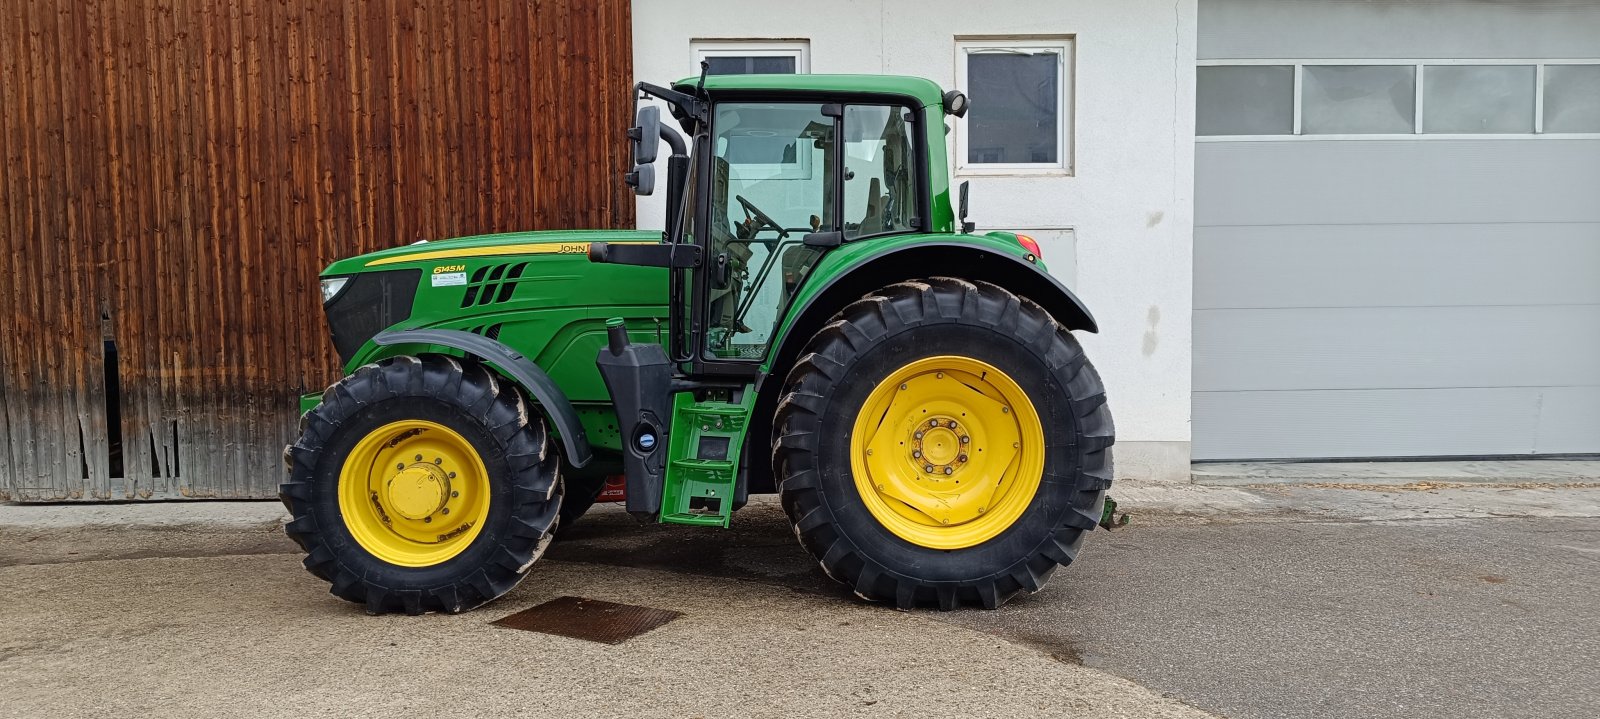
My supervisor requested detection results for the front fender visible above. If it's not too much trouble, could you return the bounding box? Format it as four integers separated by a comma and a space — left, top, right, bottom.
369, 329, 594, 468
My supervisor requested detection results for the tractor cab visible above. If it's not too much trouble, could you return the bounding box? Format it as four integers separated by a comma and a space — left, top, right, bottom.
588, 73, 970, 525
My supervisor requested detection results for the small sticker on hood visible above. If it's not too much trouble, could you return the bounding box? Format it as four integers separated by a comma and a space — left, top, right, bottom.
432, 272, 467, 287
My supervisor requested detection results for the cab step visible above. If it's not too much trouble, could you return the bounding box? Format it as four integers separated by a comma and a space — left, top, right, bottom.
659, 388, 755, 528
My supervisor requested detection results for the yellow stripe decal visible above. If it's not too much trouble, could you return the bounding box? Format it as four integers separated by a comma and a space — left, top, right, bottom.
364, 239, 653, 267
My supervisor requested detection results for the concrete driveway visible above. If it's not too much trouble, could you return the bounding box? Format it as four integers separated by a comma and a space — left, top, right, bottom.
2, 481, 1597, 718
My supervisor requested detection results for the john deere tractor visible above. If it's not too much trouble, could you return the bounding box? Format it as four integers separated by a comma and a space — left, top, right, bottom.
282, 72, 1113, 615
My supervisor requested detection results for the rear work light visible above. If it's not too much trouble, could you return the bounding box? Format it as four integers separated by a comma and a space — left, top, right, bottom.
1016, 233, 1042, 259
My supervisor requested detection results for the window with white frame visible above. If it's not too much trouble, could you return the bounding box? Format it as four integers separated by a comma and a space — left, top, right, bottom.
692, 41, 812, 179
956, 38, 1074, 173
692, 40, 809, 76
1197, 59, 1600, 139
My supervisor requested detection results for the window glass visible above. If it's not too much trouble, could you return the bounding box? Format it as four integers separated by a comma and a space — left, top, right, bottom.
843, 106, 916, 240
704, 55, 797, 76
1544, 64, 1600, 133
705, 103, 833, 360
1423, 65, 1534, 133
1302, 65, 1415, 134
1196, 65, 1294, 136
966, 50, 1060, 164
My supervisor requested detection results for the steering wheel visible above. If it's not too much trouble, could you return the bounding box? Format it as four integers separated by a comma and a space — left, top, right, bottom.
735, 195, 789, 241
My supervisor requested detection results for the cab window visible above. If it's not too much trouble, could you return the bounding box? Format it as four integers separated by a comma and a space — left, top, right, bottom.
704, 102, 834, 361
843, 105, 917, 240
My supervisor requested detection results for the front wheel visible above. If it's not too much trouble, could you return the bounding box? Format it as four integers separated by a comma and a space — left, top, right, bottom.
280, 355, 562, 615
772, 278, 1113, 610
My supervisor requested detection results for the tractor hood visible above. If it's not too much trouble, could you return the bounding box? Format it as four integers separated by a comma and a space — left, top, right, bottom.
321, 229, 659, 277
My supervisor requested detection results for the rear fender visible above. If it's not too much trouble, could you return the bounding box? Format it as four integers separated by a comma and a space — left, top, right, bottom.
768, 239, 1096, 378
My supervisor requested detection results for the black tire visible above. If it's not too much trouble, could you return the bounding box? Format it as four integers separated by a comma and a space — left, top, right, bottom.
772, 277, 1114, 610
280, 354, 563, 615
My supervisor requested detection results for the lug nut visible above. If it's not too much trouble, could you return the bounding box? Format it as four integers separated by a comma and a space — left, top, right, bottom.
948, 420, 958, 428
912, 450, 922, 458
1002, 407, 1009, 414
914, 431, 923, 439
441, 508, 449, 515
960, 435, 970, 444
929, 419, 939, 427
924, 465, 934, 473
434, 457, 442, 465
448, 472, 457, 479
414, 454, 422, 461
424, 517, 432, 523
866, 449, 873, 456
396, 463, 405, 470
451, 490, 459, 498
958, 454, 968, 462
943, 467, 953, 475
936, 372, 943, 379
899, 383, 907, 390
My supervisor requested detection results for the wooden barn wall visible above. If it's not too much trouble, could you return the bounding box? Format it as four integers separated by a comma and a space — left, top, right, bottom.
0, 0, 636, 500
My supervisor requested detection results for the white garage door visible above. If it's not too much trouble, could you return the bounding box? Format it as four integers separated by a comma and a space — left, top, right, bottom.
1193, 0, 1600, 459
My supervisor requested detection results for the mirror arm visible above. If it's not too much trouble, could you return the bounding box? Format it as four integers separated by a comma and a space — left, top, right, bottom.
662, 154, 689, 244
659, 125, 686, 157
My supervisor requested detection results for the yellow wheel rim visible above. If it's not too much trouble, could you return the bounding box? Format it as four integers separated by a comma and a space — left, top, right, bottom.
337, 419, 491, 567
850, 356, 1046, 550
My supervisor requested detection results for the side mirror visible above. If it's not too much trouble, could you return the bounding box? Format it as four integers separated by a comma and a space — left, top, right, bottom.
629, 105, 661, 165
624, 164, 655, 196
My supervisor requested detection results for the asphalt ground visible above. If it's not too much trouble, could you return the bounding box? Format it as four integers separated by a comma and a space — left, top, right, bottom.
2, 483, 1598, 718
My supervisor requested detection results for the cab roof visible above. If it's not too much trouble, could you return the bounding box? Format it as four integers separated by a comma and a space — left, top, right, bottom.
672, 74, 946, 109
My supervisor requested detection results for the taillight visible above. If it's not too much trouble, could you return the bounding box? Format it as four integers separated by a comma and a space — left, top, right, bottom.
1016, 233, 1042, 258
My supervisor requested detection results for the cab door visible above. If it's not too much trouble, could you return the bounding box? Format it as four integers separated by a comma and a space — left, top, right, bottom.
682, 100, 840, 376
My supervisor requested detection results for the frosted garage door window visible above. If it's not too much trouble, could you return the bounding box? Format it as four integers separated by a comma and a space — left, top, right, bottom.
1196, 66, 1293, 136
1423, 65, 1534, 133
1544, 64, 1600, 133
1302, 65, 1415, 134
967, 51, 1060, 164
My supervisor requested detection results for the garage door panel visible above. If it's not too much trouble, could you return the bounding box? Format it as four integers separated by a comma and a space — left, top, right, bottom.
1196, 140, 1600, 227
1535, 387, 1600, 454
1193, 387, 1543, 459
1200, 0, 1600, 61
1195, 305, 1600, 392
1195, 223, 1600, 310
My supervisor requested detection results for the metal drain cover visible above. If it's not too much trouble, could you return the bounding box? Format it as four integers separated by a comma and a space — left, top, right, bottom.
492, 596, 681, 644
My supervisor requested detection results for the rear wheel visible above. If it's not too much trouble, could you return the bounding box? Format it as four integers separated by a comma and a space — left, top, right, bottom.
280, 355, 562, 615
773, 278, 1113, 610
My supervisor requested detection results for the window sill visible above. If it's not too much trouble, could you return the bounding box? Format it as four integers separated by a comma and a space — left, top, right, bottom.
955, 165, 1075, 178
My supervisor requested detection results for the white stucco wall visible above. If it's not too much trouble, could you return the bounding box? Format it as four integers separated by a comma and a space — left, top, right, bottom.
632, 0, 1198, 481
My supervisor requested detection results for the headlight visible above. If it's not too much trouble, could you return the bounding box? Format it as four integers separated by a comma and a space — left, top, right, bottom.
320, 277, 350, 304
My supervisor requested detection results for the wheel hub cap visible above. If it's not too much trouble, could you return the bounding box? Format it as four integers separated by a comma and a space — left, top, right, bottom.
386, 465, 450, 520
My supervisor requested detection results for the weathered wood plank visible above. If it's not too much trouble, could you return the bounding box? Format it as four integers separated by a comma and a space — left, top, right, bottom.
0, 0, 635, 500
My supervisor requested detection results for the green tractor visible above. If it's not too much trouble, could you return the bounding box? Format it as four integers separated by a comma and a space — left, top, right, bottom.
281, 71, 1113, 615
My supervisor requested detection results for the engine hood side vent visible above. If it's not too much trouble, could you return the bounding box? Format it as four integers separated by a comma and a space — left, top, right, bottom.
459, 262, 530, 308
